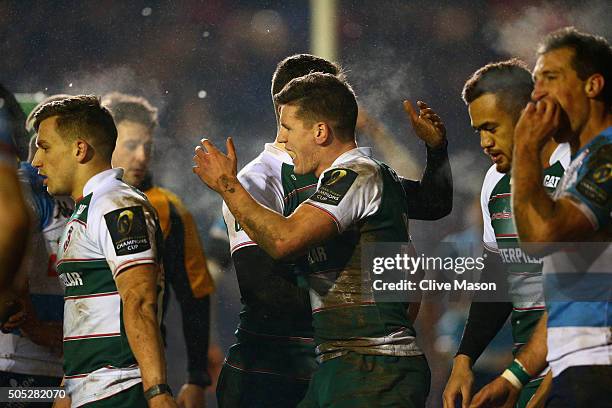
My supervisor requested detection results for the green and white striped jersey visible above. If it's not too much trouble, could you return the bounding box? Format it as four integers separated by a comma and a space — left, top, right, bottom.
57, 168, 162, 407
480, 144, 570, 351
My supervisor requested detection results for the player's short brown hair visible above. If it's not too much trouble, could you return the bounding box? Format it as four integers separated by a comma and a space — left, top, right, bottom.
462, 58, 533, 120
101, 92, 158, 130
271, 54, 344, 97
32, 95, 117, 160
275, 72, 358, 141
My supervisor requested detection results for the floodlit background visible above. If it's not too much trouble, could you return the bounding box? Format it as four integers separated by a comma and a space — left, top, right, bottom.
2, 0, 609, 406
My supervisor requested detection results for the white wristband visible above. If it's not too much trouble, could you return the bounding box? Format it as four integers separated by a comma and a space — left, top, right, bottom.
501, 369, 523, 390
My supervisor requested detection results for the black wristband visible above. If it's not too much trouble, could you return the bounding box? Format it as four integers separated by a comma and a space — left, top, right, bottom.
426, 138, 448, 155
187, 370, 212, 388
144, 384, 172, 400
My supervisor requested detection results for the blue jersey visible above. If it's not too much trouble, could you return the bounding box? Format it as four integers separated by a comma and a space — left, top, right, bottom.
544, 126, 612, 377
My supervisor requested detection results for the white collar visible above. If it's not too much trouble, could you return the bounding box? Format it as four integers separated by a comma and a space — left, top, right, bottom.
82, 168, 124, 197
329, 147, 373, 168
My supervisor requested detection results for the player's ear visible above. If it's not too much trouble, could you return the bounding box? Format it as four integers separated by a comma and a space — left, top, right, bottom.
75, 139, 93, 163
584, 73, 604, 99
314, 122, 331, 146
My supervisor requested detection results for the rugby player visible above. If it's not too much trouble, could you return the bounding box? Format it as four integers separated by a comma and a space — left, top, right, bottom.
218, 54, 451, 407
0, 84, 30, 323
471, 27, 612, 408
103, 92, 215, 408
443, 59, 570, 408
194, 73, 442, 407
216, 55, 340, 408
31, 96, 176, 407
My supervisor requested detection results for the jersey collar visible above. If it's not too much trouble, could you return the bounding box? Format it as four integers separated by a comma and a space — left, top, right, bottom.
82, 168, 124, 197
329, 147, 373, 168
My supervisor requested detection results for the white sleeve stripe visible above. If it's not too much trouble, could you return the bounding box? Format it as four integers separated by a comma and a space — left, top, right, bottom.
230, 241, 258, 255
303, 202, 341, 232
283, 183, 318, 202
113, 257, 156, 277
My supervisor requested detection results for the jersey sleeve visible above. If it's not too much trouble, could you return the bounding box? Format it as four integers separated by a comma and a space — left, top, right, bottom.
481, 166, 498, 252
303, 161, 382, 233
95, 196, 161, 278
224, 168, 284, 254
560, 143, 612, 230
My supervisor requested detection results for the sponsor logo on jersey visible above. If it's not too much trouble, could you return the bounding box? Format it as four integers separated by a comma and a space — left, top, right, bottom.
307, 246, 328, 264
311, 168, 358, 206
543, 175, 560, 188
60, 271, 83, 287
498, 247, 542, 265
76, 204, 87, 216
105, 206, 151, 256
491, 211, 512, 220
63, 225, 74, 252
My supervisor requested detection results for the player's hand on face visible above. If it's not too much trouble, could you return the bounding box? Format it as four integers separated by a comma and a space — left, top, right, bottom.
443, 356, 475, 408
403, 100, 447, 149
469, 376, 520, 408
514, 97, 561, 152
176, 384, 206, 408
192, 137, 238, 194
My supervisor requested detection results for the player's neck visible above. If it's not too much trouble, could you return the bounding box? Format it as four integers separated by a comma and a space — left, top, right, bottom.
71, 163, 112, 201
576, 106, 612, 152
314, 141, 358, 178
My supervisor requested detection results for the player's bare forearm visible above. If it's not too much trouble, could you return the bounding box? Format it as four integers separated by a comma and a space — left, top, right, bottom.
512, 143, 557, 243
116, 264, 167, 390
221, 180, 334, 259
194, 137, 337, 258
0, 166, 30, 289
515, 311, 548, 376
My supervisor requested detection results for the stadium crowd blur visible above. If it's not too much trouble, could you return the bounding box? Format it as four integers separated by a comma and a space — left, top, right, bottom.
2, 1, 609, 406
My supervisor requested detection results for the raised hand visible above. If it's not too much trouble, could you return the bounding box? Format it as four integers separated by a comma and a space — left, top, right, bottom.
514, 97, 562, 153
192, 137, 238, 195
403, 100, 447, 149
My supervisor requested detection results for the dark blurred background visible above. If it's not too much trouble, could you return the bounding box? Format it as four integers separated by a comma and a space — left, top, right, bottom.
2, 0, 609, 406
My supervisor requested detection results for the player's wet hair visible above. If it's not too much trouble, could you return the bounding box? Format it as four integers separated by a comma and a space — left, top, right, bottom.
26, 94, 73, 133
32, 95, 117, 161
101, 92, 159, 131
0, 83, 28, 161
271, 54, 344, 99
538, 26, 612, 109
462, 58, 533, 120
275, 72, 358, 141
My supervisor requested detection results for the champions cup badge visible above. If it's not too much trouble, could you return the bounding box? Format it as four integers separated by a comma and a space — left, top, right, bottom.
327, 169, 347, 186
592, 163, 612, 184
118, 209, 134, 235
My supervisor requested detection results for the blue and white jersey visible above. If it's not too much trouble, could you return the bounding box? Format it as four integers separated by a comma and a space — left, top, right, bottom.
543, 126, 612, 377
0, 165, 72, 377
